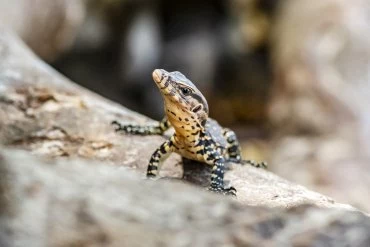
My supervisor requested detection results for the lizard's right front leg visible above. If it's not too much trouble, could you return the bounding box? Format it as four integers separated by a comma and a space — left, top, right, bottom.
112, 117, 171, 135
147, 139, 173, 177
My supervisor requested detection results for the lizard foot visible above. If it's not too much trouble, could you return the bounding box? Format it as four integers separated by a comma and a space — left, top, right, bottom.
111, 120, 124, 132
207, 185, 237, 197
146, 173, 158, 180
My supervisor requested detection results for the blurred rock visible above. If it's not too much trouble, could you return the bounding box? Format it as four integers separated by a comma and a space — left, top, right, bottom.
1, 149, 370, 247
0, 0, 85, 61
269, 0, 370, 212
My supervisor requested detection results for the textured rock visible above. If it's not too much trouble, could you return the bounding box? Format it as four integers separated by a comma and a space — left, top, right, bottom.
1, 149, 370, 247
268, 0, 370, 212
0, 0, 85, 61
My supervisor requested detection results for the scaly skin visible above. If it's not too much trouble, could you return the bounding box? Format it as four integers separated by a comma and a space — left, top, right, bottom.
112, 69, 267, 196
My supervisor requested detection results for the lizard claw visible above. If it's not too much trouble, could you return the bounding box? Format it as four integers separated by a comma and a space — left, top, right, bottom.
111, 120, 120, 130
111, 120, 126, 132
259, 161, 268, 169
146, 173, 158, 180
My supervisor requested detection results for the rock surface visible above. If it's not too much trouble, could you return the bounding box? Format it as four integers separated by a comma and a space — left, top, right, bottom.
268, 0, 370, 212
1, 149, 370, 247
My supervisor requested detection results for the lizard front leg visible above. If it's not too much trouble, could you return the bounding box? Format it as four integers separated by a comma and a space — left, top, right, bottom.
203, 145, 236, 196
147, 139, 173, 177
112, 117, 171, 135
208, 156, 236, 196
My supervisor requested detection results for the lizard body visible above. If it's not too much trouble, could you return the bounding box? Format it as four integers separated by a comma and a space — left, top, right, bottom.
113, 69, 266, 195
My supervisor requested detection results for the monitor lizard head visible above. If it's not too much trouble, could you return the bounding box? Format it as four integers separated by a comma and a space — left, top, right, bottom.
152, 69, 209, 131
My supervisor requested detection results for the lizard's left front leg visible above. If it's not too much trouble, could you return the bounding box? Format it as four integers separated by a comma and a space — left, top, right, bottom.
147, 139, 173, 178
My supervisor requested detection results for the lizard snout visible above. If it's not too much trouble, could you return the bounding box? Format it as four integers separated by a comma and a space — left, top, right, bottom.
152, 69, 164, 83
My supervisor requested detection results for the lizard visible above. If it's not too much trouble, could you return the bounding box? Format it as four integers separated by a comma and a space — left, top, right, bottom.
112, 69, 266, 196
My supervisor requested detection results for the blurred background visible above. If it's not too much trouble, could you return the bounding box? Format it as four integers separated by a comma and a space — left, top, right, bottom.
52, 0, 275, 126
1, 0, 370, 212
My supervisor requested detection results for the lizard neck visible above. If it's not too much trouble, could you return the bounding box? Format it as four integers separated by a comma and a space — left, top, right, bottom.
166, 109, 204, 145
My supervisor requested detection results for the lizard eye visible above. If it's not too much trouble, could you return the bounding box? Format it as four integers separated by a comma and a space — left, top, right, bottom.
180, 87, 192, 95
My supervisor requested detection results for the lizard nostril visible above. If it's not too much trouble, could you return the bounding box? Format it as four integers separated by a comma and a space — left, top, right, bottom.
192, 105, 202, 113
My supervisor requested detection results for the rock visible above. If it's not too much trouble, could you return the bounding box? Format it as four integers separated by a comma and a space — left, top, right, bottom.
1, 149, 370, 247
0, 0, 85, 61
268, 0, 370, 212
0, 28, 355, 210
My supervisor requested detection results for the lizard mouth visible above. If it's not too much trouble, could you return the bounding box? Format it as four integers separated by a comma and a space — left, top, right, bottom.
192, 105, 202, 113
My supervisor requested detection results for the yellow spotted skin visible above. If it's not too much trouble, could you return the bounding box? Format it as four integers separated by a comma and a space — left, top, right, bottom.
112, 69, 267, 196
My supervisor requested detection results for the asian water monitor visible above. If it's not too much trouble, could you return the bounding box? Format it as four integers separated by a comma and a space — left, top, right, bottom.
112, 69, 266, 195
